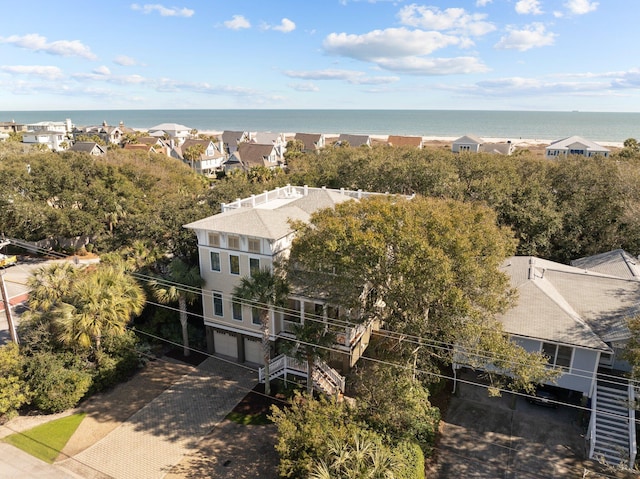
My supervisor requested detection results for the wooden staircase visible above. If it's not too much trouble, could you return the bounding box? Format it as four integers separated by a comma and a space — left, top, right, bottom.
259, 354, 345, 397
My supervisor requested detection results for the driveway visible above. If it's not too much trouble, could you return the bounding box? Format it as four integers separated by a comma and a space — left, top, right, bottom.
433, 369, 625, 478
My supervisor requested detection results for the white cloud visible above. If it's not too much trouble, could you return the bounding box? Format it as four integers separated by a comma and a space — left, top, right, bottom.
93, 65, 111, 75
323, 28, 461, 61
476, 0, 492, 6
0, 34, 97, 60
283, 68, 399, 85
397, 5, 495, 36
564, 0, 598, 15
130, 4, 194, 17
289, 82, 320, 92
114, 55, 137, 66
494, 23, 556, 51
0, 65, 63, 80
515, 0, 543, 15
375, 56, 489, 75
224, 15, 251, 30
272, 18, 296, 33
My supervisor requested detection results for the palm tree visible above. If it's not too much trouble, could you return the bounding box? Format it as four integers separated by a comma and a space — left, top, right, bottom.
233, 267, 289, 395
27, 262, 80, 312
150, 257, 204, 357
281, 320, 336, 394
54, 264, 145, 353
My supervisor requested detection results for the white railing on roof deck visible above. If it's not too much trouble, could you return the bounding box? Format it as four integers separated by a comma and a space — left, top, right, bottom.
629, 383, 637, 467
220, 184, 397, 212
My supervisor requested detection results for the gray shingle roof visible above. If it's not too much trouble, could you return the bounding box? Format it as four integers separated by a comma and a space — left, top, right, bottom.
499, 256, 640, 350
571, 249, 640, 280
184, 189, 354, 239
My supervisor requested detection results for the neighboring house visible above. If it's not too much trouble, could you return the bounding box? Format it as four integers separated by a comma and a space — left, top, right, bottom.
22, 130, 69, 151
0, 133, 9, 142
73, 121, 134, 146
0, 121, 27, 133
545, 136, 610, 159
123, 143, 158, 153
221, 130, 249, 155
184, 184, 389, 374
452, 134, 484, 153
148, 123, 192, 146
225, 142, 281, 172
26, 119, 73, 135
571, 249, 640, 280
295, 133, 326, 152
459, 254, 640, 466
68, 141, 106, 156
387, 135, 424, 149
336, 134, 371, 148
250, 132, 287, 162
136, 136, 170, 155
451, 135, 516, 155
173, 138, 226, 175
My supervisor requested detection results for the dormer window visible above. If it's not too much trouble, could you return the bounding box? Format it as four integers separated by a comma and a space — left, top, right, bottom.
228, 235, 240, 250
248, 238, 261, 254
208, 233, 220, 247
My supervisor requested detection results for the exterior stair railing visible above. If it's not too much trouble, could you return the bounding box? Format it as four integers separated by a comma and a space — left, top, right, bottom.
258, 354, 345, 397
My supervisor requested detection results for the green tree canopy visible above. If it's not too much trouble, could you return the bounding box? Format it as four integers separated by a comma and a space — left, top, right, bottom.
289, 195, 554, 391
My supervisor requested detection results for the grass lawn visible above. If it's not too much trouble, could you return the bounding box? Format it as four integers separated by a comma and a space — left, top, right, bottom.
2, 413, 86, 463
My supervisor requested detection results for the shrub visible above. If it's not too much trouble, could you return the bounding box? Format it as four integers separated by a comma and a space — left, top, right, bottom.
90, 331, 146, 393
24, 352, 92, 413
0, 343, 30, 419
394, 441, 426, 479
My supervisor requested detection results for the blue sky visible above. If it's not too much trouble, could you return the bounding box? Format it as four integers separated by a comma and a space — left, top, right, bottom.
0, 0, 636, 111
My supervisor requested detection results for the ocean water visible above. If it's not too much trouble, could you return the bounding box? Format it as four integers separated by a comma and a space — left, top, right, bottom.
1, 109, 638, 143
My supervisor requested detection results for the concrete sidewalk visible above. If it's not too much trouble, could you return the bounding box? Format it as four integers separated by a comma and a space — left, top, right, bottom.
56, 357, 257, 479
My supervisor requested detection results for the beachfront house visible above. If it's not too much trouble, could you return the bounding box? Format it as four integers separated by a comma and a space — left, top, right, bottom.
336, 134, 371, 148
0, 121, 27, 133
451, 135, 516, 155
148, 123, 192, 147
387, 135, 424, 149
173, 138, 226, 176
456, 253, 640, 466
452, 134, 484, 153
184, 185, 392, 393
545, 136, 610, 159
294, 133, 326, 152
68, 141, 106, 156
221, 130, 250, 155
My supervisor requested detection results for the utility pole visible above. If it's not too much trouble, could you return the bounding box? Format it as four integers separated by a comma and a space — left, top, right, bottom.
0, 269, 18, 344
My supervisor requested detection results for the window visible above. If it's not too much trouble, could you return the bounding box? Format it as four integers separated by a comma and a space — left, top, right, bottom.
213, 292, 223, 317
248, 238, 261, 253
232, 299, 243, 321
230, 255, 240, 275
210, 251, 220, 272
228, 235, 240, 250
249, 258, 260, 275
252, 307, 262, 325
284, 299, 301, 323
208, 233, 220, 247
542, 342, 572, 369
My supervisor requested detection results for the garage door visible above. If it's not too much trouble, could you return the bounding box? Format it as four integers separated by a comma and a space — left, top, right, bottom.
244, 338, 262, 364
214, 331, 238, 358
